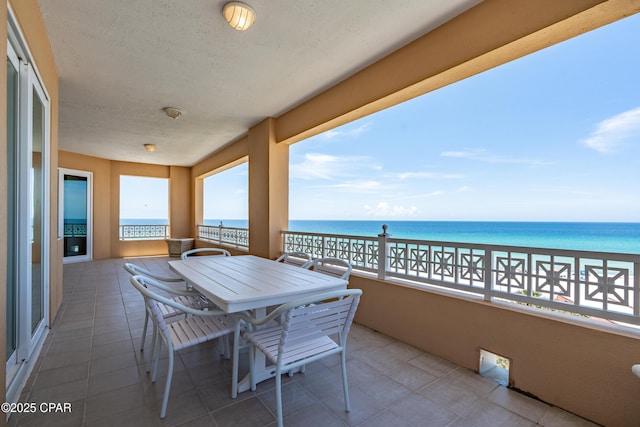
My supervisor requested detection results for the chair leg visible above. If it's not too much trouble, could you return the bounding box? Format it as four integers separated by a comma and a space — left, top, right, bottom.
141, 312, 149, 352
147, 323, 158, 373
275, 367, 284, 427
340, 349, 351, 413
223, 335, 231, 359
152, 335, 162, 383
160, 350, 174, 418
249, 343, 256, 392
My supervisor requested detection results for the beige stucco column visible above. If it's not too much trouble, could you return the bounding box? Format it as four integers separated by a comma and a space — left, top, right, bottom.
248, 117, 289, 259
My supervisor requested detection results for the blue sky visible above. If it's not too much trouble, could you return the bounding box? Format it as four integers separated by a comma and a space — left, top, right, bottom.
208, 13, 640, 222
120, 175, 169, 219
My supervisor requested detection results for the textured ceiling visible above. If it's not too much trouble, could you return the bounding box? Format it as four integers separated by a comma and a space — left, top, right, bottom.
38, 0, 481, 166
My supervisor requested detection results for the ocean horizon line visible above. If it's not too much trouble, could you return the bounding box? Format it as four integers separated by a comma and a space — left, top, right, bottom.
115, 218, 640, 253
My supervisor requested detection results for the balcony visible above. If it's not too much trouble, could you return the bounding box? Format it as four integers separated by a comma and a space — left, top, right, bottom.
6, 2, 640, 427
8, 257, 599, 427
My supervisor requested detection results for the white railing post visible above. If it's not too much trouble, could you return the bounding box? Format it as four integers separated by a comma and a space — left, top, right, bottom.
377, 224, 391, 280
218, 221, 223, 245
634, 260, 640, 318
484, 248, 493, 302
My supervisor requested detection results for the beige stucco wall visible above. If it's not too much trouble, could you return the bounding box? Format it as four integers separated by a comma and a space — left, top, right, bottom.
169, 166, 192, 238
59, 151, 112, 259
59, 151, 193, 258
351, 274, 640, 427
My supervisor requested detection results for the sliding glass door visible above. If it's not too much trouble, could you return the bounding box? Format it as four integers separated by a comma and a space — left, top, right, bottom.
59, 169, 92, 262
6, 36, 50, 399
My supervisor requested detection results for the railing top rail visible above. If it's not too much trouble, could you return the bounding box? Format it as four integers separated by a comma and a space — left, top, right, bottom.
199, 224, 250, 232
386, 236, 640, 260
282, 230, 378, 241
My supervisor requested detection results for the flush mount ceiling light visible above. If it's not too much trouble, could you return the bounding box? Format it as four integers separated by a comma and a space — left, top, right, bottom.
163, 107, 183, 119
144, 144, 156, 152
223, 2, 256, 31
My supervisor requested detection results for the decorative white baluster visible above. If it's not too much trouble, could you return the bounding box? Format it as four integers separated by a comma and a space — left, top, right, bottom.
377, 224, 390, 280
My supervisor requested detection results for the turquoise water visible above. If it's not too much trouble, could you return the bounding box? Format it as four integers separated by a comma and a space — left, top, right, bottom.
288, 221, 640, 254
128, 219, 640, 254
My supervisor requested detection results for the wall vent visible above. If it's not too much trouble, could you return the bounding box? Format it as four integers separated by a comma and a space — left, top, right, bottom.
479, 349, 510, 386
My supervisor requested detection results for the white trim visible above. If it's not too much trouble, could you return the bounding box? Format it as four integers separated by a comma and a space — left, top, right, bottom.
59, 168, 94, 263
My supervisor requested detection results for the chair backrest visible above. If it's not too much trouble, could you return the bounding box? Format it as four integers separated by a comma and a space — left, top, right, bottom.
275, 252, 312, 266
279, 289, 361, 363
302, 257, 352, 280
123, 262, 184, 283
130, 275, 175, 341
181, 247, 231, 259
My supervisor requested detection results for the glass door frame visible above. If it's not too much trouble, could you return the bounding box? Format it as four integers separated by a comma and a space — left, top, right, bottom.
6, 37, 20, 385
16, 54, 50, 362
59, 168, 93, 263
6, 7, 51, 402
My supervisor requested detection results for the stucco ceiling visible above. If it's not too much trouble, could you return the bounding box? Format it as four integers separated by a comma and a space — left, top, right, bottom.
38, 0, 482, 167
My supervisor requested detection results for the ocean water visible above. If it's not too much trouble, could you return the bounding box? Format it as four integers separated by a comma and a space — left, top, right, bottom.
128, 219, 640, 254
285, 221, 640, 254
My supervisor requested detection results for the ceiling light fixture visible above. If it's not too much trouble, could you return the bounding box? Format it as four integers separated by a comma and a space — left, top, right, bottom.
223, 2, 256, 31
144, 144, 156, 152
163, 107, 183, 119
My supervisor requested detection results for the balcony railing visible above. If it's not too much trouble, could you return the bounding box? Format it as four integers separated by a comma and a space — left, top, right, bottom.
197, 224, 249, 249
63, 223, 87, 237
282, 226, 640, 326
119, 224, 170, 240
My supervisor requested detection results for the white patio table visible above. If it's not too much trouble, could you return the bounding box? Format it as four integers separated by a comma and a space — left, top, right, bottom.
168, 254, 348, 392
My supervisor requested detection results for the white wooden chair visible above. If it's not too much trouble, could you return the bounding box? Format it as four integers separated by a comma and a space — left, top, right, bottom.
180, 248, 231, 290
302, 257, 353, 280
130, 275, 236, 419
123, 262, 215, 352
231, 289, 362, 427
275, 251, 312, 267
180, 247, 231, 259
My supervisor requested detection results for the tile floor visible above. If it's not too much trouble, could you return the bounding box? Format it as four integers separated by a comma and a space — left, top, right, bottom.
8, 257, 602, 427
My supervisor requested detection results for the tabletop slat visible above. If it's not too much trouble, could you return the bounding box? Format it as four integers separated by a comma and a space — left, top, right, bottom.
168, 255, 347, 313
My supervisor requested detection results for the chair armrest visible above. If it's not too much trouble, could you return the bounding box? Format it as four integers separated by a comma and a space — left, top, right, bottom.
131, 275, 225, 317
235, 289, 362, 330
143, 279, 203, 297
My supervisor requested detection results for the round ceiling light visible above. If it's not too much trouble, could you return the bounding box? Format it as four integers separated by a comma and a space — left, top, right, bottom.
163, 107, 183, 119
144, 144, 156, 152
223, 2, 256, 31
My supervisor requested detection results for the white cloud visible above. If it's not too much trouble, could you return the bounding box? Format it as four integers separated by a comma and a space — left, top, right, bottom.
440, 149, 549, 166
390, 171, 465, 180
322, 122, 371, 140
310, 180, 383, 192
290, 153, 377, 180
363, 202, 420, 217
581, 107, 640, 153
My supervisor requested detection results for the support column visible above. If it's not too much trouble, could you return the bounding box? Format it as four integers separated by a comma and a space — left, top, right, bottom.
248, 117, 289, 259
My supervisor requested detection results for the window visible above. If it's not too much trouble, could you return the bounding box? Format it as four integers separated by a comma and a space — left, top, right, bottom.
119, 175, 169, 240
203, 163, 248, 229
